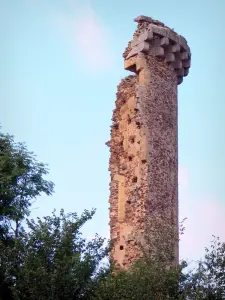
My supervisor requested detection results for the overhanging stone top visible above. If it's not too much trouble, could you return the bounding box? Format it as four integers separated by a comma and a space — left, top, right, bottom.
124, 16, 191, 85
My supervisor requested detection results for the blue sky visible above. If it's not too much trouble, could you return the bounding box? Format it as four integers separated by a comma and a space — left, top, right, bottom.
0, 0, 225, 262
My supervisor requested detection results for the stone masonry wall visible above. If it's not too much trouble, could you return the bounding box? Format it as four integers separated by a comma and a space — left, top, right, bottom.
107, 16, 191, 269
137, 54, 179, 264
107, 56, 178, 268
107, 75, 146, 267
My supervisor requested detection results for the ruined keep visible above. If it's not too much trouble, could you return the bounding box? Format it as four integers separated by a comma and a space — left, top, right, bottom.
106, 16, 191, 268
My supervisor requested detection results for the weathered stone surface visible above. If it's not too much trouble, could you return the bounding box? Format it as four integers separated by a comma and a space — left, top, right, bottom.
177, 76, 183, 84
139, 41, 150, 53
108, 16, 191, 269
134, 15, 165, 27
152, 46, 165, 57
184, 68, 189, 76
131, 30, 153, 47
124, 56, 137, 72
124, 16, 191, 85
166, 44, 181, 53
172, 59, 182, 69
180, 51, 189, 60
182, 59, 191, 68
152, 37, 169, 47
165, 53, 175, 62
176, 68, 184, 77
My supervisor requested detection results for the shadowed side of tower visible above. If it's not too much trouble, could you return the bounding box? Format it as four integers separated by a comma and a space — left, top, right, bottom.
107, 16, 191, 269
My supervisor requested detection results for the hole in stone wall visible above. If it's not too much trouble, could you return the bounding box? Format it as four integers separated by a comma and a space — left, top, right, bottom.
121, 98, 126, 105
128, 156, 133, 161
136, 121, 141, 129
127, 65, 136, 73
141, 159, 147, 164
132, 176, 138, 183
111, 122, 119, 129
129, 136, 135, 143
127, 198, 135, 204
120, 245, 124, 250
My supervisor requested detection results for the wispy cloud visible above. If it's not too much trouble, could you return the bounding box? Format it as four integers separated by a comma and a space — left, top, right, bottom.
54, 3, 113, 70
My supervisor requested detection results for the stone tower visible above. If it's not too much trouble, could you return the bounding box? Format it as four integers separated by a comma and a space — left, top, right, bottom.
107, 16, 191, 269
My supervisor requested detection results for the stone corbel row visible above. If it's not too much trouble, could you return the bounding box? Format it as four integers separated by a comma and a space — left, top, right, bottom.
125, 26, 191, 85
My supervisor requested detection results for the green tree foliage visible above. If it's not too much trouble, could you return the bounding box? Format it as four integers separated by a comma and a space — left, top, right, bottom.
0, 128, 54, 300
94, 237, 225, 300
0, 209, 109, 300
1, 211, 225, 300
1, 128, 224, 300
179, 236, 225, 299
93, 214, 225, 300
93, 259, 180, 300
0, 129, 54, 240
93, 215, 181, 300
